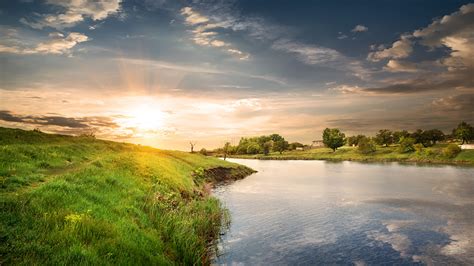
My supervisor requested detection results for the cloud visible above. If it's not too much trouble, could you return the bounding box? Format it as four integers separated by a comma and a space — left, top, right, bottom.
384, 60, 419, 73
367, 35, 412, 62
364, 4, 474, 94
351, 24, 368, 32
180, 6, 249, 60
337, 32, 348, 40
181, 6, 209, 25
0, 31, 88, 55
431, 93, 474, 113
0, 110, 118, 129
20, 0, 122, 29
272, 39, 342, 65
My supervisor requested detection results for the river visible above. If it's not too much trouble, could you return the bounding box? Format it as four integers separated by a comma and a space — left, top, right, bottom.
213, 159, 474, 265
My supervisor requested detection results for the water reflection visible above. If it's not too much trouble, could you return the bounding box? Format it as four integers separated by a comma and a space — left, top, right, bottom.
213, 159, 474, 265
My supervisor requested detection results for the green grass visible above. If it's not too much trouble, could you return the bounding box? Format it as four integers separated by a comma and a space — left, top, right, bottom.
0, 127, 254, 265
229, 144, 474, 165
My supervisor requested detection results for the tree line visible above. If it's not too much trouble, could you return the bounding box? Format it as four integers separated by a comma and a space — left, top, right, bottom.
207, 121, 473, 157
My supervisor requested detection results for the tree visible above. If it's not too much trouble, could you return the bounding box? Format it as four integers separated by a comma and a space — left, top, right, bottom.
269, 134, 285, 142
398, 137, 416, 153
411, 129, 431, 147
262, 141, 272, 155
393, 130, 409, 143
347, 135, 366, 146
322, 128, 346, 152
453, 121, 474, 144
357, 137, 376, 154
273, 139, 289, 154
189, 141, 196, 153
424, 129, 445, 145
246, 143, 261, 154
375, 129, 393, 147
223, 142, 230, 160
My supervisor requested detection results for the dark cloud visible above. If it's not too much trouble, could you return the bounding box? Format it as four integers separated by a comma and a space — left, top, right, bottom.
364, 73, 473, 94
0, 110, 25, 122
0, 110, 118, 129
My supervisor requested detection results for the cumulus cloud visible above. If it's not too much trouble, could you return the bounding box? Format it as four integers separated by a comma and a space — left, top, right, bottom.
180, 6, 249, 60
364, 3, 474, 94
0, 31, 88, 55
20, 0, 122, 29
384, 60, 419, 73
351, 24, 368, 32
367, 35, 412, 62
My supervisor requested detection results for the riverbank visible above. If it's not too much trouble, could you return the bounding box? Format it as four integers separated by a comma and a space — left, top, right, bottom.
225, 144, 474, 165
0, 127, 254, 265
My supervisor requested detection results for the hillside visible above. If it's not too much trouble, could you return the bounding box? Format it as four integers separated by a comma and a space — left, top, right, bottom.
0, 127, 254, 265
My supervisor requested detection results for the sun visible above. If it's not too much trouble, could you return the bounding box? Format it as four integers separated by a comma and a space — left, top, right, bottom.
120, 105, 166, 131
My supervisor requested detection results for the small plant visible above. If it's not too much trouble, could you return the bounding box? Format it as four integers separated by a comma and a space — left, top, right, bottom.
443, 144, 461, 158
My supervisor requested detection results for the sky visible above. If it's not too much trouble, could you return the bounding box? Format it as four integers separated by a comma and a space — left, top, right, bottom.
0, 0, 473, 150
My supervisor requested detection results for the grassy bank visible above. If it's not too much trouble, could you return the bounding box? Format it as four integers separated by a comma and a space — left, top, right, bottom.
227, 144, 474, 165
0, 127, 254, 265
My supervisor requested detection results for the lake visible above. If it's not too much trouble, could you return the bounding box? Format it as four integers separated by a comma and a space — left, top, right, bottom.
213, 159, 474, 265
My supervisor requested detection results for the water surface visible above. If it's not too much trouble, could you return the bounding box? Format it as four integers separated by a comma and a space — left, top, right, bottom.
213, 159, 474, 265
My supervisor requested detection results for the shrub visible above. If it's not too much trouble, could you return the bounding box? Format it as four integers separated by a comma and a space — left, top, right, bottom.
423, 148, 435, 156
414, 143, 424, 154
357, 137, 376, 154
199, 148, 208, 156
398, 137, 416, 153
443, 144, 461, 158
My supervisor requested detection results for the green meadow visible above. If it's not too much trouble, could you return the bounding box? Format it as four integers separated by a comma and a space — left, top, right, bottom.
0, 127, 253, 265
229, 145, 474, 165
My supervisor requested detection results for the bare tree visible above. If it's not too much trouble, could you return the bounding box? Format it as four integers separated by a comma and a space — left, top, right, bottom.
223, 142, 230, 160
189, 141, 196, 153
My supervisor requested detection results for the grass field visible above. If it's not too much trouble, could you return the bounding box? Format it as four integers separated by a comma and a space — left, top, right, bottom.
0, 127, 254, 265
228, 144, 474, 165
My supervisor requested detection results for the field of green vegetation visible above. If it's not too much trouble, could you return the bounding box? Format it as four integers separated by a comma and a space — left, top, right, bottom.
229, 144, 474, 165
0, 127, 254, 265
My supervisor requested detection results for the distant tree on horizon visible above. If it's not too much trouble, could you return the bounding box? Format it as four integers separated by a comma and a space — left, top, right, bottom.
322, 128, 346, 152
189, 141, 196, 153
375, 129, 393, 147
393, 130, 410, 144
223, 142, 230, 160
273, 139, 289, 154
453, 121, 474, 144
347, 135, 366, 146
357, 136, 376, 154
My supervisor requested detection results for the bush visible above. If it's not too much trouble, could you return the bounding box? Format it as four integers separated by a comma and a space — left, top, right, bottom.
199, 148, 207, 156
357, 137, 376, 154
443, 144, 461, 158
414, 143, 424, 154
398, 137, 416, 153
423, 148, 435, 156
